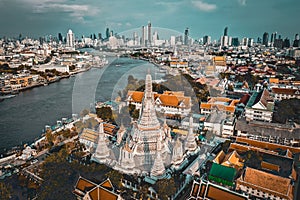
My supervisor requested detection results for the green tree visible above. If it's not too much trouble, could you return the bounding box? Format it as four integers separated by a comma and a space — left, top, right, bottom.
96, 107, 113, 121
0, 182, 12, 200
106, 170, 123, 189
45, 129, 54, 146
155, 178, 176, 200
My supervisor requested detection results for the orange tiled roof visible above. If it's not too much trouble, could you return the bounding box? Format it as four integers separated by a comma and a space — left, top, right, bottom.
236, 137, 300, 154
88, 187, 118, 200
191, 182, 200, 197
200, 103, 211, 109
100, 179, 113, 189
261, 161, 280, 172
163, 91, 185, 97
214, 150, 225, 164
226, 151, 244, 167
206, 184, 246, 200
157, 95, 179, 107
239, 167, 293, 199
128, 91, 144, 102
213, 56, 226, 61
75, 177, 97, 193
177, 96, 191, 108
272, 87, 300, 96
225, 106, 235, 113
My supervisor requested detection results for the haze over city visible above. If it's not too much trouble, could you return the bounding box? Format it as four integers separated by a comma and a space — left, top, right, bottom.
0, 0, 299, 40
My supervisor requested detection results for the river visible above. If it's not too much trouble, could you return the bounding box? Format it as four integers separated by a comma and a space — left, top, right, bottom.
0, 56, 164, 152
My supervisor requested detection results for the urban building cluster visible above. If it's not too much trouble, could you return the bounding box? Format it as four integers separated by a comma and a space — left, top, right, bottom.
1, 24, 300, 200
0, 29, 107, 97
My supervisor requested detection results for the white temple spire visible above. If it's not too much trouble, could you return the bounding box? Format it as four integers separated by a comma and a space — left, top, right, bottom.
92, 122, 110, 163
184, 116, 197, 152
119, 142, 135, 170
150, 138, 166, 177
172, 138, 184, 165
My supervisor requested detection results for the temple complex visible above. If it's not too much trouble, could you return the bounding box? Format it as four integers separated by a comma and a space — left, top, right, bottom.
90, 73, 199, 178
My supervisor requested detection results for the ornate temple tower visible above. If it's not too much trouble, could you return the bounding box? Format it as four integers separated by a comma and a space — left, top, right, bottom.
92, 123, 110, 163
184, 116, 198, 153
119, 142, 136, 171
150, 138, 166, 177
172, 138, 184, 165
129, 73, 171, 171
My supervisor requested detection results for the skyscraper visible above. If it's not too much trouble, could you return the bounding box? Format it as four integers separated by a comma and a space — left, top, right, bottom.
224, 27, 228, 36
66, 29, 75, 49
98, 33, 102, 40
263, 32, 269, 46
221, 36, 229, 47
141, 26, 147, 46
232, 38, 239, 46
147, 22, 152, 46
293, 34, 299, 47
105, 28, 110, 39
184, 28, 189, 45
203, 35, 211, 45
58, 33, 63, 42
283, 38, 290, 48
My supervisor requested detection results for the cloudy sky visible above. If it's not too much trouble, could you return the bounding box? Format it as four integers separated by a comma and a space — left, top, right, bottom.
0, 0, 299, 40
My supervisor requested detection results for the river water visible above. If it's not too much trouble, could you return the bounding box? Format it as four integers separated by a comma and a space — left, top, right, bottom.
0, 56, 164, 152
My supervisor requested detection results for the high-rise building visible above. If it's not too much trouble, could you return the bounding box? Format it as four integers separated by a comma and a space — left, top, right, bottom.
105, 28, 110, 39
270, 32, 277, 46
262, 32, 269, 46
98, 33, 102, 41
58, 33, 63, 42
203, 35, 211, 45
224, 27, 228, 36
232, 37, 239, 46
242, 37, 249, 46
293, 34, 299, 47
141, 26, 147, 46
147, 22, 152, 46
274, 38, 283, 49
133, 32, 138, 46
221, 36, 229, 47
170, 36, 176, 46
184, 28, 189, 45
283, 38, 290, 48
248, 38, 254, 47
66, 29, 75, 48
257, 37, 262, 44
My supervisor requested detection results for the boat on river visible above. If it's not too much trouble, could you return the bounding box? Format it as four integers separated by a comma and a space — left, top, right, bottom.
0, 94, 16, 100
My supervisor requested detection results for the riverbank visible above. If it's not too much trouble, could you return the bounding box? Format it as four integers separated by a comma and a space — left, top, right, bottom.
0, 56, 163, 154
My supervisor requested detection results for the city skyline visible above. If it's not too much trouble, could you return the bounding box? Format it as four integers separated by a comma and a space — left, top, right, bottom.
0, 0, 299, 40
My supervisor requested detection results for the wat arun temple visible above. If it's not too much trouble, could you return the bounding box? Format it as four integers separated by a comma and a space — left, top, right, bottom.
90, 74, 199, 179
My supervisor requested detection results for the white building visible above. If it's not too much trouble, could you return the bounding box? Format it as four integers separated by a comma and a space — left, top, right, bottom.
271, 87, 300, 101
245, 89, 274, 122
66, 29, 75, 49
127, 91, 191, 117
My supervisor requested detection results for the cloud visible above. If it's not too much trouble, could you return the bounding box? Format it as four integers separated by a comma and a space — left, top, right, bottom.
192, 0, 217, 12
22, 0, 100, 22
238, 0, 247, 6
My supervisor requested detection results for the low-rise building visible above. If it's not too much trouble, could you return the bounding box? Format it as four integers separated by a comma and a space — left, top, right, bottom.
73, 176, 122, 200
236, 167, 294, 200
127, 90, 191, 117
189, 179, 248, 200
271, 87, 300, 101
203, 110, 235, 137
200, 97, 239, 115
79, 128, 98, 151
245, 89, 274, 122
